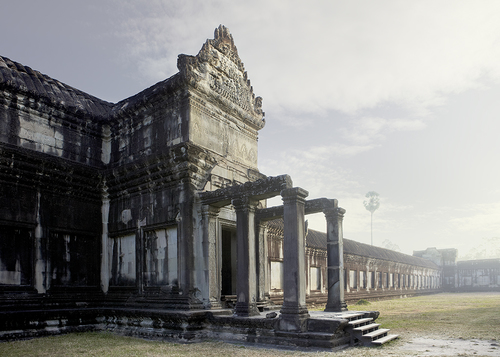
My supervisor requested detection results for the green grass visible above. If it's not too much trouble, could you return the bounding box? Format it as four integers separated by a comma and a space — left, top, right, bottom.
0, 333, 255, 357
354, 299, 371, 306
0, 292, 499, 356
365, 292, 500, 340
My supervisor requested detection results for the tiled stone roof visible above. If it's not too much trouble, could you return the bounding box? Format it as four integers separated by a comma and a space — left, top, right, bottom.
0, 55, 114, 118
110, 74, 181, 117
267, 219, 438, 269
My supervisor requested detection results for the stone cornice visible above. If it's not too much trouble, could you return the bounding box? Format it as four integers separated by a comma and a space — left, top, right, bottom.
255, 198, 341, 222
105, 143, 216, 197
0, 143, 101, 203
198, 174, 293, 208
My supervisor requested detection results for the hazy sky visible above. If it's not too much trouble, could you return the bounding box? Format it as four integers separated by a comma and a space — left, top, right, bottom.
2, 1, 500, 258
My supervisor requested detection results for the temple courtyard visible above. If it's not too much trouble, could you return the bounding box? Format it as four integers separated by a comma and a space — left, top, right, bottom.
1, 292, 498, 356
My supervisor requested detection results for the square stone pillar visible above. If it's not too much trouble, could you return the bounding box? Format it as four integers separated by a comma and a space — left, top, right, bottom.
256, 222, 269, 306
100, 182, 110, 293
324, 203, 348, 312
279, 187, 309, 332
201, 205, 221, 308
232, 197, 260, 316
34, 190, 46, 294
175, 186, 204, 309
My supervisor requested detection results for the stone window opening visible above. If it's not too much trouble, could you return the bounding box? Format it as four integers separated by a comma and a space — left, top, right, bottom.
270, 260, 283, 291
49, 231, 98, 288
0, 227, 33, 286
367, 271, 374, 289
349, 270, 357, 290
109, 234, 136, 287
359, 270, 366, 289
143, 227, 177, 289
310, 266, 321, 291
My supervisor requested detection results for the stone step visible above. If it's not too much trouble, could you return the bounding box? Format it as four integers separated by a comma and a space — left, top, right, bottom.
348, 317, 373, 327
344, 312, 367, 321
353, 323, 380, 333
362, 328, 390, 340
371, 334, 399, 345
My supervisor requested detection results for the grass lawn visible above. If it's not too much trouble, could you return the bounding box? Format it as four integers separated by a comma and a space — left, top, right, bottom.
0, 292, 498, 356
371, 292, 500, 341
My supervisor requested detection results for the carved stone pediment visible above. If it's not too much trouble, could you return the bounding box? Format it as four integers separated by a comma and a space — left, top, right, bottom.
177, 25, 264, 130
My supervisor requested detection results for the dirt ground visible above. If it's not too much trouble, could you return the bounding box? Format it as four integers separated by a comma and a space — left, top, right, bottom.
326, 335, 500, 357
218, 335, 500, 357
398, 337, 500, 356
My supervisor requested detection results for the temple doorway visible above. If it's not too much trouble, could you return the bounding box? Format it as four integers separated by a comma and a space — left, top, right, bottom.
221, 228, 237, 296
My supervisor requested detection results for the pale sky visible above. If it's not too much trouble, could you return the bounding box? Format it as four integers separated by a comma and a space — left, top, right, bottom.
2, 1, 500, 258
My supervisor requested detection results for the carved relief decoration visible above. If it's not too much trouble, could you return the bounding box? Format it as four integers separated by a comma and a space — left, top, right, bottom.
189, 95, 259, 167
177, 25, 265, 131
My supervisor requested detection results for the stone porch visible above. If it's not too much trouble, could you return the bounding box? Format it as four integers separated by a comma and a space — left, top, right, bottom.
0, 307, 396, 349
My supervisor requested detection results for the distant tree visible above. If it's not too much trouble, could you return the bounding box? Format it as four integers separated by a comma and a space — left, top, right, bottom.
363, 191, 380, 246
460, 237, 500, 260
382, 239, 401, 252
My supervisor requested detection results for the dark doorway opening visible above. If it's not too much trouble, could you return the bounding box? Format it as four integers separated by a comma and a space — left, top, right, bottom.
221, 228, 237, 296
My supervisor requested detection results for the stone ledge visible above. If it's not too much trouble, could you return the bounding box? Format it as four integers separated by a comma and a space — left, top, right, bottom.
0, 307, 372, 350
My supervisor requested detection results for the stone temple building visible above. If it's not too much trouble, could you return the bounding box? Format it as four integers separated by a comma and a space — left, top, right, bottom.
0, 25, 359, 347
1, 25, 274, 309
0, 25, 496, 347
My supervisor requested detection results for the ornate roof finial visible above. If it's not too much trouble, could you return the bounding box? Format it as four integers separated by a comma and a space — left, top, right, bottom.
213, 25, 237, 55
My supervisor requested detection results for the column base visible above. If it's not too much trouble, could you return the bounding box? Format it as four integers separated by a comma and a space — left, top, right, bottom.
234, 302, 260, 317
207, 298, 223, 309
278, 312, 310, 332
280, 304, 309, 315
324, 301, 348, 312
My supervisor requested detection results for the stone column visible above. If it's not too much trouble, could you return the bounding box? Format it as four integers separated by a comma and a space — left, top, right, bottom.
176, 187, 203, 308
256, 222, 268, 307
324, 203, 347, 312
232, 197, 260, 317
34, 190, 46, 294
279, 187, 309, 332
201, 205, 221, 309
100, 181, 110, 293
136, 219, 145, 294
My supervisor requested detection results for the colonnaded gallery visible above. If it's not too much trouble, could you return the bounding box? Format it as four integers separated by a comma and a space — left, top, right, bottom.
1, 26, 498, 348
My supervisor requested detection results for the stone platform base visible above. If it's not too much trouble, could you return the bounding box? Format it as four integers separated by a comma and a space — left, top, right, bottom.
0, 308, 381, 350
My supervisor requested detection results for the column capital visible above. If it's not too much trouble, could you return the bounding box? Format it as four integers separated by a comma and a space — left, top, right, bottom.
257, 221, 268, 229
281, 187, 309, 203
231, 196, 260, 211
324, 206, 346, 219
201, 204, 220, 218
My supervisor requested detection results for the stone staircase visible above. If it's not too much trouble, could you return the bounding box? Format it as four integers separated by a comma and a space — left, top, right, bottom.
345, 312, 399, 347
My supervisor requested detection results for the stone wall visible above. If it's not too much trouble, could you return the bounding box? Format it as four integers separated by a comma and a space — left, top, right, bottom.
0, 139, 102, 294
0, 26, 266, 313
456, 259, 500, 291
0, 54, 111, 296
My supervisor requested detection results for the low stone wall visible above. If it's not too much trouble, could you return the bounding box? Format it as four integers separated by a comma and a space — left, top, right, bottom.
0, 307, 357, 349
0, 308, 103, 340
